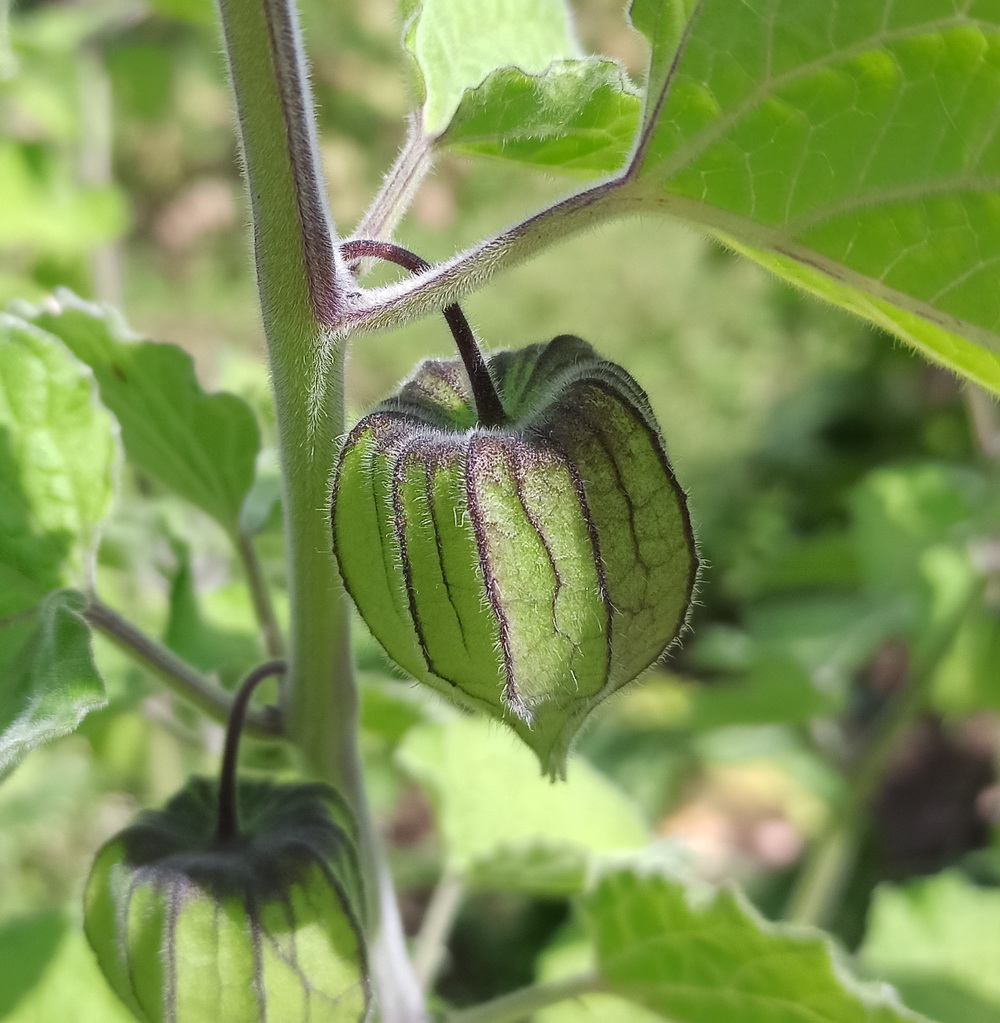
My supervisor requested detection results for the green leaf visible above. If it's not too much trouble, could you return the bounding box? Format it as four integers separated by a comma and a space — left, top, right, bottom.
861, 872, 1000, 1023
535, 936, 663, 1023
397, 717, 648, 895
584, 865, 925, 1023
442, 59, 641, 178
401, 0, 639, 176
15, 290, 260, 532
626, 0, 1000, 391
0, 314, 116, 618
0, 589, 106, 780
404, 0, 580, 134
0, 914, 136, 1023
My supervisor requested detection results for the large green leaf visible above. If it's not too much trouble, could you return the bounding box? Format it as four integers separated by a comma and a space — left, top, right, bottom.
0, 589, 106, 780
584, 865, 925, 1023
397, 717, 648, 895
625, 0, 1000, 391
0, 313, 116, 618
400, 0, 639, 175
861, 872, 1000, 1023
15, 291, 260, 533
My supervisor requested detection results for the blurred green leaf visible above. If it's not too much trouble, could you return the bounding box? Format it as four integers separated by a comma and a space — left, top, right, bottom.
0, 145, 127, 254
162, 538, 259, 680
0, 590, 106, 781
0, 913, 136, 1023
443, 60, 640, 178
17, 291, 260, 533
850, 464, 992, 599
862, 872, 1000, 1023
625, 1, 1000, 392
0, 912, 67, 1016
685, 656, 830, 730
397, 717, 648, 895
0, 314, 116, 618
584, 865, 924, 1023
535, 935, 662, 1023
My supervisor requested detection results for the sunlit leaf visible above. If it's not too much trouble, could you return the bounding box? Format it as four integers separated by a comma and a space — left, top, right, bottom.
16, 290, 260, 533
625, 0, 1000, 391
862, 872, 1000, 1023
0, 313, 116, 618
443, 59, 641, 178
585, 865, 926, 1023
0, 590, 106, 780
397, 717, 648, 894
400, 0, 639, 176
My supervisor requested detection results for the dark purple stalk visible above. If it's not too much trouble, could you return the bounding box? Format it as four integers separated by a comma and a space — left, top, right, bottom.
215, 660, 287, 844
341, 239, 508, 428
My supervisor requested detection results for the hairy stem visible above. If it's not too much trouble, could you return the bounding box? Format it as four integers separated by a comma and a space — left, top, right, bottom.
235, 530, 285, 658
353, 117, 435, 244
447, 973, 605, 1023
215, 660, 286, 843
341, 238, 507, 427
215, 0, 426, 1017
784, 575, 982, 927
85, 598, 282, 739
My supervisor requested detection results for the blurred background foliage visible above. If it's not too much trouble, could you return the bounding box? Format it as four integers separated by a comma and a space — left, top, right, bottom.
2, 0, 999, 1020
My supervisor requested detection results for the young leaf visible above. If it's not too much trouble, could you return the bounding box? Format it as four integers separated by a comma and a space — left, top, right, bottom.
397, 717, 648, 895
624, 0, 1000, 391
400, 0, 639, 176
584, 865, 926, 1023
0, 589, 106, 780
15, 291, 260, 534
442, 60, 641, 178
861, 872, 1000, 1023
0, 314, 116, 618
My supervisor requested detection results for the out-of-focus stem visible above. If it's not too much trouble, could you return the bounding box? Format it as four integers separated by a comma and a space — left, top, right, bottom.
235, 530, 285, 658
85, 598, 282, 738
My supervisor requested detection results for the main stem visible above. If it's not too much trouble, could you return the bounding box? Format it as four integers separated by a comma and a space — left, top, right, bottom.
215, 1, 425, 1019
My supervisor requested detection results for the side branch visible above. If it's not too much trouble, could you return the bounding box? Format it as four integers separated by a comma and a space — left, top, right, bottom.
341, 177, 631, 336
85, 599, 282, 739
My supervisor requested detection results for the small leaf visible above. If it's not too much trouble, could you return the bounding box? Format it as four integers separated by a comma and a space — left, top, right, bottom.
397, 717, 648, 895
0, 313, 116, 618
861, 872, 1000, 1023
16, 290, 260, 533
584, 865, 925, 1023
401, 0, 639, 176
403, 0, 580, 135
0, 589, 107, 779
624, 1, 1000, 390
443, 59, 641, 178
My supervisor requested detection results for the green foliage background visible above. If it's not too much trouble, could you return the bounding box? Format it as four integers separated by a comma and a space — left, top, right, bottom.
1, 0, 999, 1021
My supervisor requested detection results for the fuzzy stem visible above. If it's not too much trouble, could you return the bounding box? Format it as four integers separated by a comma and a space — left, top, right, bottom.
215, 660, 287, 844
341, 238, 507, 427
85, 598, 282, 739
353, 117, 435, 243
214, 1, 426, 1017
447, 973, 605, 1023
235, 530, 285, 658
